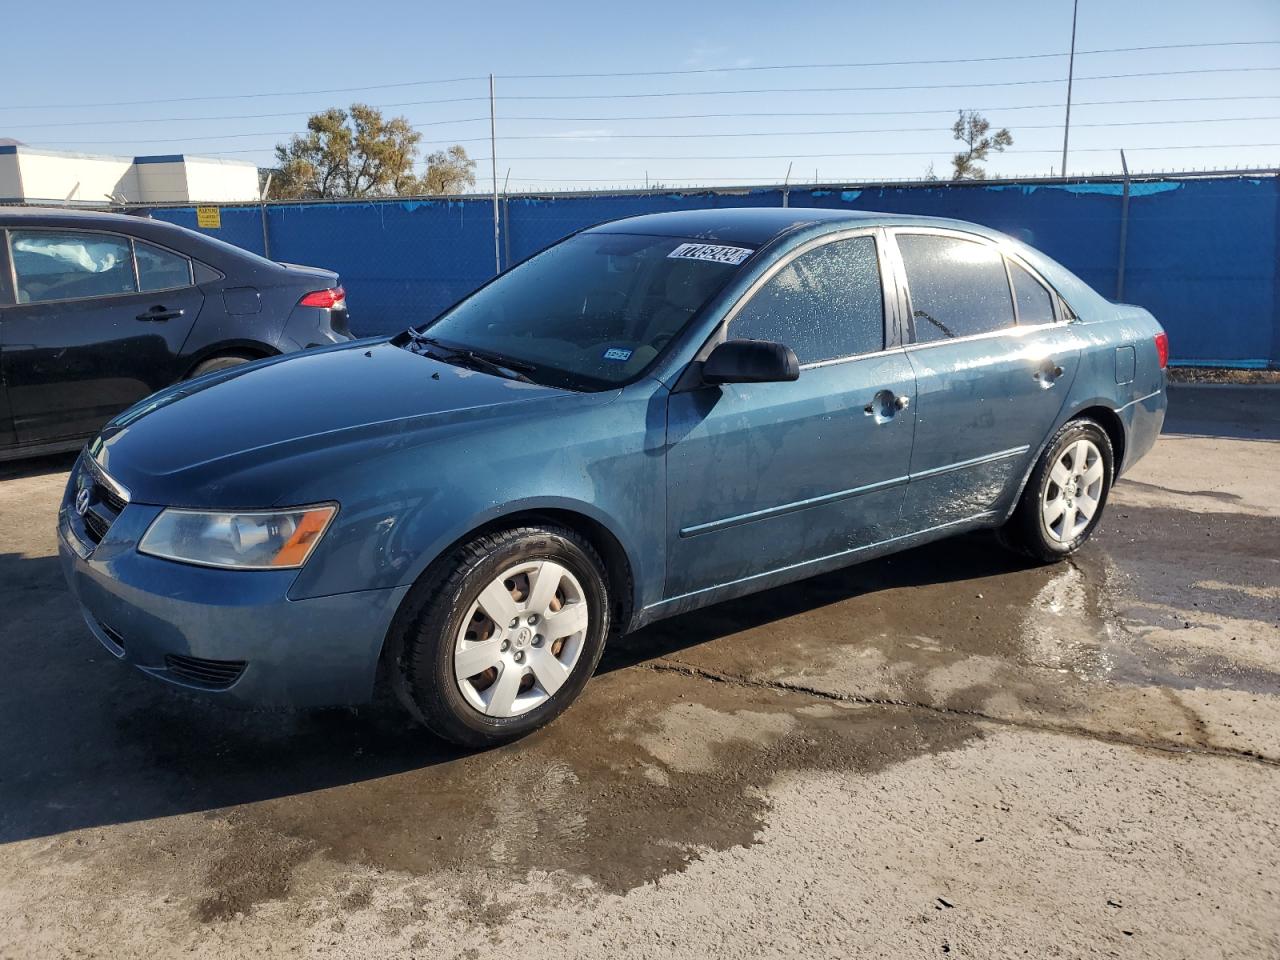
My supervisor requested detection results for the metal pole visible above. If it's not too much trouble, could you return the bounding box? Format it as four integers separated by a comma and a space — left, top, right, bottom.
782, 161, 793, 207
489, 73, 500, 274
1061, 0, 1079, 178
259, 172, 272, 259
1116, 149, 1131, 301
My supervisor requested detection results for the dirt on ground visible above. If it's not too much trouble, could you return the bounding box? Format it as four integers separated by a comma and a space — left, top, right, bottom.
0, 384, 1277, 959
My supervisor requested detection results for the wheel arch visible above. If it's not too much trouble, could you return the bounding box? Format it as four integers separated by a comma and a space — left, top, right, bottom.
1001, 400, 1127, 523
180, 340, 279, 379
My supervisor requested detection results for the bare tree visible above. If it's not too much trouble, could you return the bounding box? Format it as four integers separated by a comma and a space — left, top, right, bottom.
951, 111, 1013, 180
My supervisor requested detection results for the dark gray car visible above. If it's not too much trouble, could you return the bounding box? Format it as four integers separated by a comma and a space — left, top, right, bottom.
0, 206, 352, 459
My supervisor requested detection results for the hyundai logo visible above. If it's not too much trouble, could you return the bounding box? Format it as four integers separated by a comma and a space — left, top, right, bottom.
75, 486, 92, 517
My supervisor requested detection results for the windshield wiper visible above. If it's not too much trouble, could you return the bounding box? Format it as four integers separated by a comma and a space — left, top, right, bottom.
404, 331, 534, 383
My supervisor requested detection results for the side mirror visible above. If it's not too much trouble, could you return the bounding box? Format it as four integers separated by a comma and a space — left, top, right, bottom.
701, 339, 800, 385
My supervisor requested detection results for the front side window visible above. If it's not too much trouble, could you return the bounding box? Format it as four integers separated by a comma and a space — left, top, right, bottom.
423, 232, 751, 389
136, 241, 193, 292
729, 235, 884, 364
1008, 259, 1056, 325
897, 234, 1015, 343
9, 230, 135, 304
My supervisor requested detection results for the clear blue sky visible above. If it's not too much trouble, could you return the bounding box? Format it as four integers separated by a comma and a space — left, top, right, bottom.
5, 0, 1279, 191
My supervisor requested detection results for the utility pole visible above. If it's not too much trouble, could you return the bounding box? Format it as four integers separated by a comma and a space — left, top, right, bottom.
1061, 0, 1079, 178
489, 73, 501, 274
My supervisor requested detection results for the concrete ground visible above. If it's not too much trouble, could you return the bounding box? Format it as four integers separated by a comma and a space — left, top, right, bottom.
0, 384, 1277, 959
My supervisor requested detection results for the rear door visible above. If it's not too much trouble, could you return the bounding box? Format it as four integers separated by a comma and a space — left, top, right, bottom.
664, 230, 917, 598
0, 228, 203, 443
889, 229, 1080, 529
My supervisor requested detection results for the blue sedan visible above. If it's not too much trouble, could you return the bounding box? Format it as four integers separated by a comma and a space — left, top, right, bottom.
58, 208, 1167, 746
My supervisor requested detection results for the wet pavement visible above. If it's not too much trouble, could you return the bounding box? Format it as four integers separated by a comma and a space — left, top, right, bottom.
0, 384, 1277, 958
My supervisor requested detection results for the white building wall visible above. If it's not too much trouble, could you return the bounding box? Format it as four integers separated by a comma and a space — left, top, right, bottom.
0, 149, 258, 203
179, 157, 259, 202
0, 152, 22, 200
14, 149, 139, 203
133, 159, 191, 203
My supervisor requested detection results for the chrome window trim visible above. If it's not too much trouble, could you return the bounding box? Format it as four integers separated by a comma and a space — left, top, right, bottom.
695, 225, 896, 366
799, 344, 908, 371
6, 226, 194, 307
900, 321, 1054, 353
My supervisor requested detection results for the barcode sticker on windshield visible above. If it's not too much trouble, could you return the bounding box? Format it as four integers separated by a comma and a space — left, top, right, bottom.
667, 242, 754, 265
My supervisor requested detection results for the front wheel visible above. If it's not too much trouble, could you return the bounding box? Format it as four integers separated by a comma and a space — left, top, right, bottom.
389, 524, 610, 747
998, 418, 1114, 563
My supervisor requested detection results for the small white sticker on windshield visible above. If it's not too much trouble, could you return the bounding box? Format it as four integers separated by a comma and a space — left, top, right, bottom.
667, 242, 754, 265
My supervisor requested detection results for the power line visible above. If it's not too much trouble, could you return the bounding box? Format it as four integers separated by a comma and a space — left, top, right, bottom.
1, 80, 488, 112
495, 96, 1280, 123
5, 40, 1277, 112
494, 67, 1280, 101
35, 113, 1280, 150
487, 143, 1280, 162
18, 93, 1280, 134
499, 40, 1280, 80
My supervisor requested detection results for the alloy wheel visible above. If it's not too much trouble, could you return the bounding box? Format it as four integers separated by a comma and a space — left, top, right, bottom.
1042, 438, 1105, 542
453, 560, 589, 717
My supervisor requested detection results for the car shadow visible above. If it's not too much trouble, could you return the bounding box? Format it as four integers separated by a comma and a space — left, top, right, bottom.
0, 450, 79, 482
0, 531, 1034, 847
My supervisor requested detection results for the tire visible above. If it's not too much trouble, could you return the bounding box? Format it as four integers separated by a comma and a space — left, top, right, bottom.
388, 524, 611, 747
997, 418, 1114, 563
186, 353, 255, 379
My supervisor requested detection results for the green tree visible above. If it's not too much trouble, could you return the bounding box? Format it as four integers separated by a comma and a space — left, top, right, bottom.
271, 104, 475, 199
950, 111, 1013, 180
422, 145, 478, 195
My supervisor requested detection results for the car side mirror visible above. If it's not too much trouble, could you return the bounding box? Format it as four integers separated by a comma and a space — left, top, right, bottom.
701, 339, 800, 385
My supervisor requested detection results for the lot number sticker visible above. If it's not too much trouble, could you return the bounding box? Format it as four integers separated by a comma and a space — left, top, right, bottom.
667, 242, 754, 265
196, 206, 222, 229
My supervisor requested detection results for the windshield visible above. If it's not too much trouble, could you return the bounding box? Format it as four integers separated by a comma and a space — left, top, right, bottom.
419, 232, 753, 389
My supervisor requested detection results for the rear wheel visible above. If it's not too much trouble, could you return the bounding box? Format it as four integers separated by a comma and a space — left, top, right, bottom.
389, 524, 610, 747
998, 418, 1114, 563
186, 353, 256, 379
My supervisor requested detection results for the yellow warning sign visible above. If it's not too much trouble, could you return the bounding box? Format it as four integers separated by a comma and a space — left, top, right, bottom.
196, 206, 221, 229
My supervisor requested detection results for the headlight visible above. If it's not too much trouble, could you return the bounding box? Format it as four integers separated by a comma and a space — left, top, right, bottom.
138, 504, 337, 570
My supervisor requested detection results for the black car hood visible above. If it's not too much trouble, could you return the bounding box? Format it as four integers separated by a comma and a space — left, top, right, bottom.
92, 340, 574, 507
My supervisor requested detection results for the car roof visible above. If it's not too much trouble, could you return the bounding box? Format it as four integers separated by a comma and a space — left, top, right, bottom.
0, 205, 277, 272
586, 206, 1002, 247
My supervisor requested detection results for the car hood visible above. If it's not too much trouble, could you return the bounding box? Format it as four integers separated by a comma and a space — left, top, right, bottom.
92, 340, 577, 507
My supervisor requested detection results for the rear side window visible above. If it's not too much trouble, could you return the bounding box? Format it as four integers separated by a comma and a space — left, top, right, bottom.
1008, 259, 1056, 325
897, 234, 1014, 343
136, 241, 193, 292
729, 235, 884, 364
9, 230, 135, 304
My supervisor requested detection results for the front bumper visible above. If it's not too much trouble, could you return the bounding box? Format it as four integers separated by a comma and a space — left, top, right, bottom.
57, 471, 409, 708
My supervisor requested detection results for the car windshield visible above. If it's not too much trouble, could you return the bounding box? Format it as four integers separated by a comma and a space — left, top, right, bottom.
416, 232, 754, 390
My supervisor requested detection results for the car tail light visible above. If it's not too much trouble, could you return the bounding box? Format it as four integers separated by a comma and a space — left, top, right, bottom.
1153, 331, 1169, 370
299, 286, 345, 309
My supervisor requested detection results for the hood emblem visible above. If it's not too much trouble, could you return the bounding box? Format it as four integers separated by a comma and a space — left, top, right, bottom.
75, 486, 92, 517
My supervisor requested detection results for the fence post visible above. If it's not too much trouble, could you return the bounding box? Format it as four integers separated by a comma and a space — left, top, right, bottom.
260, 203, 272, 260
1115, 150, 1130, 302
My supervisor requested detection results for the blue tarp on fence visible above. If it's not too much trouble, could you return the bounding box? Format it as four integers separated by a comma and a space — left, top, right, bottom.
153, 174, 1280, 368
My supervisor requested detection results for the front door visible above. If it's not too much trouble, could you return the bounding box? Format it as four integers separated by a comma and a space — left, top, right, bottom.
0, 228, 203, 444
890, 230, 1080, 527
665, 231, 916, 600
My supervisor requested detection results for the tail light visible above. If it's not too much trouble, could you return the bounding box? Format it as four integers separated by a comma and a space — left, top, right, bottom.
298, 286, 345, 309
1153, 331, 1169, 370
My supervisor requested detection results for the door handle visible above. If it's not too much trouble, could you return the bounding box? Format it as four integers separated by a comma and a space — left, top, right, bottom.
1034, 361, 1065, 387
864, 390, 910, 422
136, 306, 184, 322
